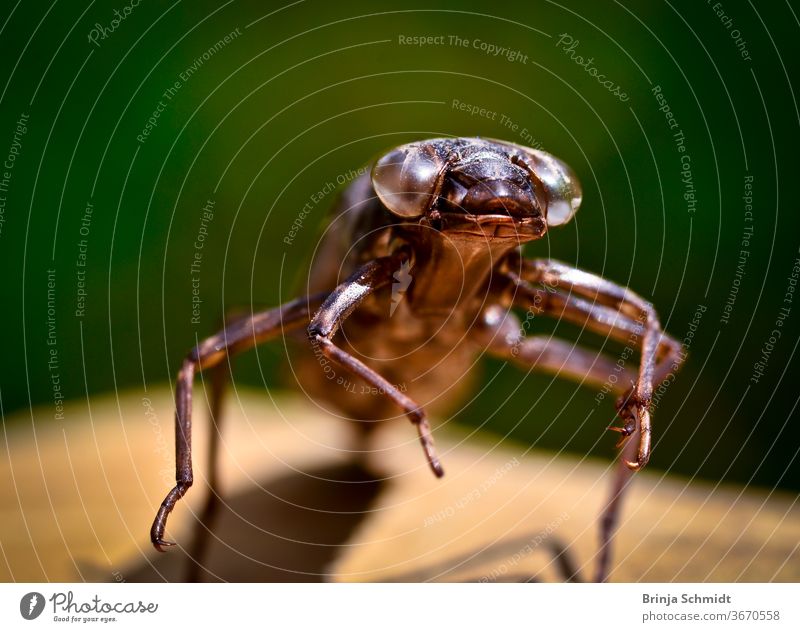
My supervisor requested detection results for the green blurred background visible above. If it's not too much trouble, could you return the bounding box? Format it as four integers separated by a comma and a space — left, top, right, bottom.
1, 0, 798, 490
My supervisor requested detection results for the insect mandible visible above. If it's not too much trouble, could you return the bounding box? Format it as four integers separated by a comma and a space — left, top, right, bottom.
150, 137, 684, 582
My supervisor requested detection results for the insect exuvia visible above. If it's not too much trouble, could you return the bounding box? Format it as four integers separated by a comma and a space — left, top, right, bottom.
151, 137, 684, 582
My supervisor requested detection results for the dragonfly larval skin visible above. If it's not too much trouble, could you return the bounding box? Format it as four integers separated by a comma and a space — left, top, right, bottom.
151, 137, 683, 582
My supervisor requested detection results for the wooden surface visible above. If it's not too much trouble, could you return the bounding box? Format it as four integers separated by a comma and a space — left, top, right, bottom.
1, 387, 797, 582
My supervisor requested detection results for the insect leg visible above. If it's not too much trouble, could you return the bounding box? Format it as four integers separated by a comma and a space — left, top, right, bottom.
474, 306, 640, 582
307, 254, 444, 478
501, 260, 684, 582
184, 353, 230, 581
472, 300, 637, 582
473, 305, 639, 389
150, 293, 327, 552
506, 254, 684, 470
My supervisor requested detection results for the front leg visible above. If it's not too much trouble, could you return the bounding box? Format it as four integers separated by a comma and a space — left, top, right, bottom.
486, 256, 684, 582
505, 253, 684, 470
307, 254, 444, 477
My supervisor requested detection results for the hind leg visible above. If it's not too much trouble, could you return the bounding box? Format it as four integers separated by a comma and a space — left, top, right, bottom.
151, 293, 327, 552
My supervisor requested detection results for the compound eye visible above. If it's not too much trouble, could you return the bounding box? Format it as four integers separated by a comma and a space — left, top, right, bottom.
526, 151, 582, 227
542, 155, 582, 226
372, 146, 441, 217
490, 139, 582, 227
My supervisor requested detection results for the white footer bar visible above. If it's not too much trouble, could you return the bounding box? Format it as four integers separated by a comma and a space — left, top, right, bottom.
2, 583, 797, 630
